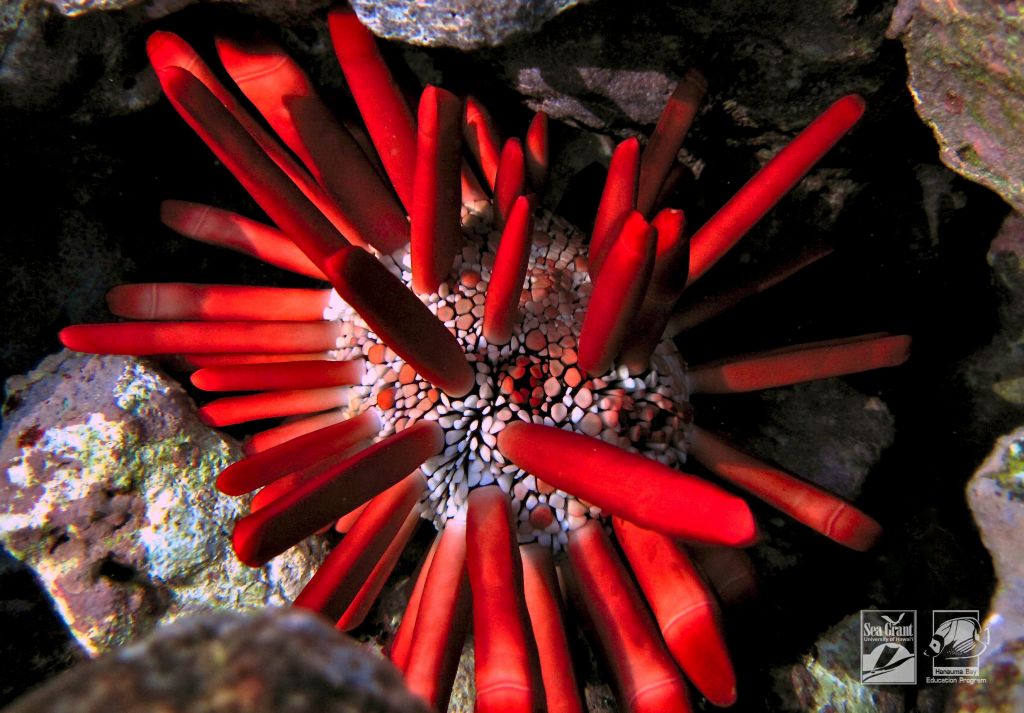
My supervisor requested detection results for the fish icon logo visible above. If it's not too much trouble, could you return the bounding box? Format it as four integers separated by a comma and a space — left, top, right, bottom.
924, 616, 989, 660
926, 610, 990, 680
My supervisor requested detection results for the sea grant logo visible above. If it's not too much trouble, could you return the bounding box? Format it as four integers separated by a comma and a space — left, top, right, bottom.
924, 610, 989, 684
861, 610, 917, 684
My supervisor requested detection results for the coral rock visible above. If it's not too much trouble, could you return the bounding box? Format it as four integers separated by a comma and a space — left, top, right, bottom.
349, 0, 583, 49
965, 425, 1024, 649
891, 0, 1024, 213
946, 425, 1024, 710
0, 351, 326, 654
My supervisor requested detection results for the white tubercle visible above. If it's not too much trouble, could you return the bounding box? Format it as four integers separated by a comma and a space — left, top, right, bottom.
317, 205, 692, 552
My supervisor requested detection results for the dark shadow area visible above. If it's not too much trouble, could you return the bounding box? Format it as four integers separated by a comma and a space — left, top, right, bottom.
0, 548, 83, 707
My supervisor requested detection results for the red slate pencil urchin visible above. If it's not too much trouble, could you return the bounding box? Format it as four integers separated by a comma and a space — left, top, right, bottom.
59, 7, 911, 712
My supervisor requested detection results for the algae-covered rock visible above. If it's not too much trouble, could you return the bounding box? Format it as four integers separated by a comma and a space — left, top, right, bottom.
0, 351, 326, 654
890, 0, 1024, 213
953, 426, 1024, 712
969, 427, 1024, 649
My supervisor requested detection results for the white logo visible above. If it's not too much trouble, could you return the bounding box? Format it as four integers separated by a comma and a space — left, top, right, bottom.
861, 610, 917, 684
924, 610, 989, 683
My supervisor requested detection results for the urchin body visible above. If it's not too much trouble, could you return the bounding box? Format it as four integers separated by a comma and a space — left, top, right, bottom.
333, 204, 691, 547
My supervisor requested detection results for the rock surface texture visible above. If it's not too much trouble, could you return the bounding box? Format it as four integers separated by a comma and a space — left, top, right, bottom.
0, 351, 326, 654
890, 0, 1024, 213
964, 211, 1024, 434
475, 0, 896, 134
3, 608, 430, 713
740, 379, 896, 501
0, 0, 327, 118
350, 0, 583, 49
952, 427, 1024, 712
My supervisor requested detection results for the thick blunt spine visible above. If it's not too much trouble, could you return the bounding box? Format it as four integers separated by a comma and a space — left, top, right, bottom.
147, 33, 369, 249
520, 544, 585, 713
107, 284, 333, 322
687, 94, 866, 284
400, 520, 471, 711
60, 320, 343, 355
160, 201, 324, 279
494, 138, 526, 231
411, 86, 464, 294
687, 333, 911, 394
292, 472, 425, 620
567, 521, 694, 713
216, 34, 409, 254
157, 66, 473, 396
578, 211, 656, 376
192, 359, 363, 392
636, 70, 707, 216
466, 487, 544, 713
688, 426, 883, 551
216, 411, 380, 495
483, 195, 535, 345
327, 8, 419, 213
589, 137, 640, 276
497, 422, 757, 546
614, 518, 737, 706
231, 421, 442, 566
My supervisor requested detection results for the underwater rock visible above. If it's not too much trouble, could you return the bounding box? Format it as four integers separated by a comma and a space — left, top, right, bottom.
772, 612, 905, 713
967, 427, 1024, 653
0, 351, 326, 654
349, 0, 582, 49
944, 639, 1024, 713
950, 427, 1024, 711
479, 0, 894, 134
3, 607, 429, 713
0, 0, 325, 118
743, 379, 896, 501
963, 211, 1024, 434
890, 0, 1024, 213
0, 0, 157, 118
43, 0, 327, 20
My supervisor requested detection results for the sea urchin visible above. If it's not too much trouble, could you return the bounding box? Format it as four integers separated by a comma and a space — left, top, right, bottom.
59, 8, 911, 712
